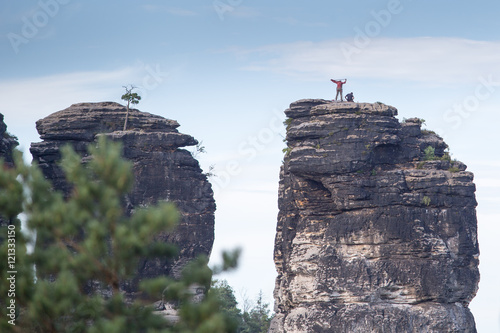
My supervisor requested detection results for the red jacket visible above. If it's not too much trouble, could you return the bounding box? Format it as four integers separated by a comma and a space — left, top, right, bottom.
331, 79, 346, 89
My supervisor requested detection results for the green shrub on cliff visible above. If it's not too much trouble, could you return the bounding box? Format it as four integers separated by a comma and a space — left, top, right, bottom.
424, 146, 436, 161
0, 137, 238, 333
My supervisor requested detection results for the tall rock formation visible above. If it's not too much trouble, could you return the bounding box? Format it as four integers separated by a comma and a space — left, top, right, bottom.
30, 102, 215, 291
0, 114, 17, 167
271, 100, 479, 332
0, 113, 18, 228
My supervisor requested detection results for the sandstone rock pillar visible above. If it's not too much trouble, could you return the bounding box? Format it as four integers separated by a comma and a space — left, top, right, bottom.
271, 100, 479, 332
30, 102, 215, 292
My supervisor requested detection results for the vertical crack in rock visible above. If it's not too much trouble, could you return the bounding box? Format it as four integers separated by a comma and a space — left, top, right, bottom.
270, 100, 479, 333
30, 102, 215, 295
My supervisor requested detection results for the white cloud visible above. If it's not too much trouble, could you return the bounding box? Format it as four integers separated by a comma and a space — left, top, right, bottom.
0, 64, 161, 152
236, 37, 500, 85
2, 66, 136, 119
476, 178, 500, 188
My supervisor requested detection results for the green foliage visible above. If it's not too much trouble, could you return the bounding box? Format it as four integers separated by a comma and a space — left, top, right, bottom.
422, 196, 431, 206
440, 151, 452, 161
121, 85, 141, 131
240, 291, 272, 333
401, 117, 425, 125
0, 137, 238, 332
0, 156, 34, 332
423, 146, 436, 161
282, 147, 291, 156
423, 145, 452, 162
421, 129, 436, 136
203, 165, 217, 179
283, 118, 292, 130
208, 280, 242, 329
121, 86, 141, 107
191, 141, 206, 158
209, 281, 273, 333
2, 131, 18, 143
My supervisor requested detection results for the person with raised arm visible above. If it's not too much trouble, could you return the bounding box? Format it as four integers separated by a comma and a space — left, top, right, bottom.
331, 78, 347, 101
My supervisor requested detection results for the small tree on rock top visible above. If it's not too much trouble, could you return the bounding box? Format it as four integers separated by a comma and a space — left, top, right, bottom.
121, 85, 141, 131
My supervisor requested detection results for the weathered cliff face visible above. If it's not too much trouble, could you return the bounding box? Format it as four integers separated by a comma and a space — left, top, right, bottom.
30, 102, 215, 289
0, 113, 18, 228
0, 114, 18, 167
270, 100, 479, 333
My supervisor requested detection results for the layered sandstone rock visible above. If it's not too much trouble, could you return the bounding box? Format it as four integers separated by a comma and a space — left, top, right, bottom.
30, 102, 215, 290
0, 113, 18, 168
270, 100, 479, 332
0, 113, 18, 228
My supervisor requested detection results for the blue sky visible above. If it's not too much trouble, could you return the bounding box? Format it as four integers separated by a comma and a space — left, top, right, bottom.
2, 1, 500, 331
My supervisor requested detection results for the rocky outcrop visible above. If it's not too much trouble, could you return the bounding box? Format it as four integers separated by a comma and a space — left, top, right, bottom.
0, 114, 18, 167
30, 102, 215, 289
0, 113, 18, 227
270, 100, 479, 332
